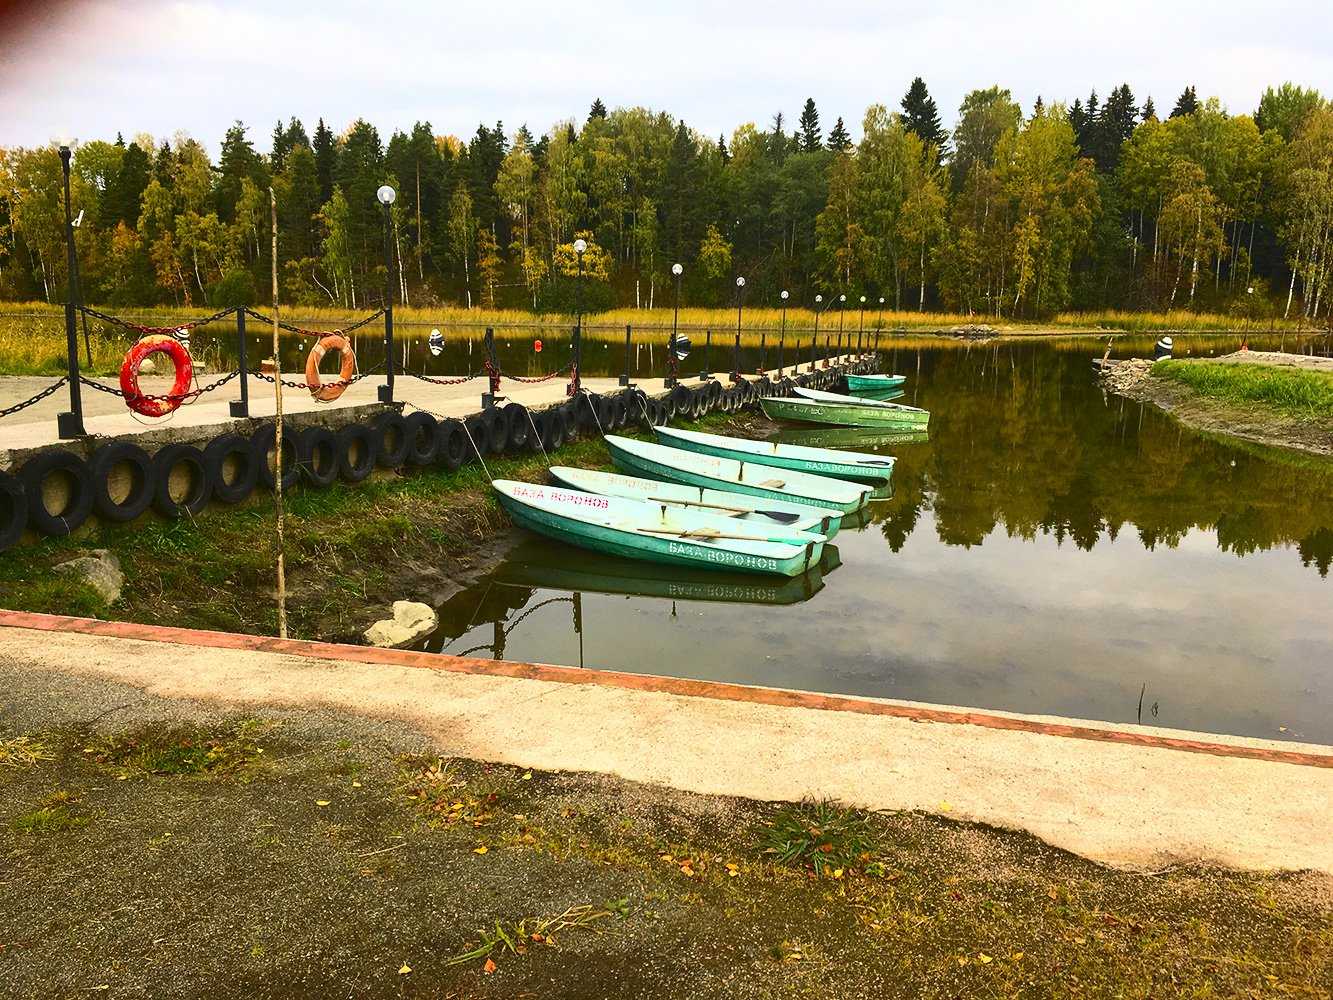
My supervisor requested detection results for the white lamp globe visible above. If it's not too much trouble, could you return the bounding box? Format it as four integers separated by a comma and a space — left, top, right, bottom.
376, 185, 396, 205
573, 238, 587, 254
780, 290, 789, 300
815, 294, 823, 304
672, 263, 683, 276
736, 276, 746, 287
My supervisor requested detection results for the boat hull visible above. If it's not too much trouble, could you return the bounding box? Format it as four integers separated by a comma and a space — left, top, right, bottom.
653, 426, 894, 486
760, 396, 931, 429
603, 436, 870, 514
846, 373, 906, 399
495, 482, 823, 577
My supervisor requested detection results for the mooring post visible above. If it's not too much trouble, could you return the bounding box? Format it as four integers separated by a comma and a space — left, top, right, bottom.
619, 323, 633, 387
56, 145, 85, 439
378, 190, 396, 404
482, 327, 499, 408
230, 307, 250, 417
665, 328, 677, 388
699, 329, 711, 381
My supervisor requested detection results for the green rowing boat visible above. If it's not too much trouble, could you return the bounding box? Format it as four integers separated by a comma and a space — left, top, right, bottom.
653, 425, 894, 486
549, 465, 843, 538
846, 373, 907, 399
494, 480, 826, 577
602, 435, 872, 514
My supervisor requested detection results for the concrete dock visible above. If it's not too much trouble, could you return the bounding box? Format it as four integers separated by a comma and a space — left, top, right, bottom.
2, 609, 1329, 875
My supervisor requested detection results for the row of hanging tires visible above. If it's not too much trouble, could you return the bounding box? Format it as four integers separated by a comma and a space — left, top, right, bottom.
0, 363, 853, 553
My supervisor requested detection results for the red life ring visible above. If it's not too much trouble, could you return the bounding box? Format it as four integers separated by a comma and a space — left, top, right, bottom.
120, 335, 193, 417
305, 334, 356, 402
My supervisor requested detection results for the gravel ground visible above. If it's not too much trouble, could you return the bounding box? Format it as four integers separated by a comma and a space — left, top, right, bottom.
2, 664, 1330, 1000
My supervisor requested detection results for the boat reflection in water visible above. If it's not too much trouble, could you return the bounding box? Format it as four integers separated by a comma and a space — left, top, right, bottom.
773, 425, 928, 450
422, 538, 841, 663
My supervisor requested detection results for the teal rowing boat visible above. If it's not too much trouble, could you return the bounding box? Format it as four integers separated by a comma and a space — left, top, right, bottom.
846, 373, 907, 399
494, 480, 825, 577
653, 425, 894, 486
549, 465, 843, 538
762, 392, 930, 429
602, 435, 872, 514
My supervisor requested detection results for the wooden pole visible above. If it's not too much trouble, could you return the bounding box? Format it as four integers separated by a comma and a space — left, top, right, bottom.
270, 187, 287, 639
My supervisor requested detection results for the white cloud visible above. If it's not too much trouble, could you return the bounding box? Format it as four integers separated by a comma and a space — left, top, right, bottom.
1, 0, 1330, 151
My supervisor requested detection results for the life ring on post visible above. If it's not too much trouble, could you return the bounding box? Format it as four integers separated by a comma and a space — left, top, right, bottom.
305, 334, 355, 402
120, 335, 193, 417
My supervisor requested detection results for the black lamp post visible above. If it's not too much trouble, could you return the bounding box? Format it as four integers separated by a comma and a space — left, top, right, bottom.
837, 293, 846, 363
858, 295, 866, 354
730, 276, 745, 383
777, 289, 788, 376
376, 184, 397, 403
56, 143, 85, 438
571, 237, 586, 395
810, 294, 822, 372
668, 261, 682, 387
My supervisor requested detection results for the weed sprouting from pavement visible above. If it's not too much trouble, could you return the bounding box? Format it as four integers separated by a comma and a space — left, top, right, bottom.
760, 799, 882, 877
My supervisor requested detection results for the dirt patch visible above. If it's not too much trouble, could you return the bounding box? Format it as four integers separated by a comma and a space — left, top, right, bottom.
1, 675, 1330, 999
1101, 359, 1333, 457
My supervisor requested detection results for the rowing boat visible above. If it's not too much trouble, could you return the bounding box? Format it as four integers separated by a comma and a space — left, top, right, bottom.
602, 435, 872, 513
846, 373, 907, 399
549, 465, 843, 538
493, 480, 826, 577
762, 391, 931, 429
652, 425, 894, 485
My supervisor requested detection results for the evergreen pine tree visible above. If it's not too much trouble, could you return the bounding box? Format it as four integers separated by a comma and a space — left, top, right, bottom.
1069, 99, 1086, 140
1033, 96, 1045, 117
826, 116, 852, 151
900, 77, 948, 150
271, 120, 288, 171
102, 139, 150, 228
1092, 84, 1138, 171
716, 133, 730, 164
798, 98, 822, 152
1142, 96, 1156, 121
313, 118, 337, 204
588, 98, 608, 122
515, 123, 535, 149
1170, 86, 1198, 118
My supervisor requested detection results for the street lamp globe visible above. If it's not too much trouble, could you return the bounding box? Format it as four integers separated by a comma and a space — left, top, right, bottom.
672, 263, 683, 276
736, 276, 746, 287
860, 295, 866, 303
879, 297, 885, 304
839, 294, 847, 302
376, 185, 396, 206
815, 294, 823, 304
780, 290, 789, 300
573, 238, 587, 255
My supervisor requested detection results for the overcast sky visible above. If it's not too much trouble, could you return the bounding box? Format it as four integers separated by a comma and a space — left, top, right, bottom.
1, 0, 1330, 152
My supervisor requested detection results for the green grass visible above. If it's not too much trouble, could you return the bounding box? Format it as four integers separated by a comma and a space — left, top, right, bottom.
760, 799, 884, 877
1153, 359, 1333, 419
0, 736, 54, 769
82, 721, 269, 778
10, 792, 88, 835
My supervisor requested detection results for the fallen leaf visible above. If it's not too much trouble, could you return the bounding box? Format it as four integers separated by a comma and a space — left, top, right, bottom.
938, 801, 952, 813
315, 800, 331, 807
398, 964, 411, 975
978, 953, 993, 964
521, 772, 532, 780
352, 781, 362, 788
831, 868, 845, 879
1011, 952, 1024, 961
473, 845, 489, 855
483, 958, 497, 974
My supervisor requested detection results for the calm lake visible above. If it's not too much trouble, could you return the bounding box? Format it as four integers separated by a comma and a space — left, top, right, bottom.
389, 333, 1331, 746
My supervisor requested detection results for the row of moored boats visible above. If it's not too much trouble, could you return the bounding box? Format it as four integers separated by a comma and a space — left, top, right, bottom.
495, 373, 926, 578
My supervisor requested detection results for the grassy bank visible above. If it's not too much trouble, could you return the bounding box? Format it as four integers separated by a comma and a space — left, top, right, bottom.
0, 411, 759, 641
2, 701, 1329, 999
1153, 359, 1333, 420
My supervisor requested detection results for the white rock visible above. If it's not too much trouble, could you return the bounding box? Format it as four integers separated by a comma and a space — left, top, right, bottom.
54, 549, 124, 604
363, 600, 438, 649
138, 357, 158, 375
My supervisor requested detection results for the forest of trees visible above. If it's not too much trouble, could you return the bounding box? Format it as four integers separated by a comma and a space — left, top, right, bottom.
1, 79, 1330, 321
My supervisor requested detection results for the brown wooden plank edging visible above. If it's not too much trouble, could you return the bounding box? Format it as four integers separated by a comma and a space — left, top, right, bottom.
2, 608, 1330, 769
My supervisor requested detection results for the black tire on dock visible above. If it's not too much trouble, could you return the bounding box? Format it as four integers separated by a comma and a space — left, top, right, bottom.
524, 410, 549, 452
690, 388, 707, 419
595, 394, 615, 432
0, 470, 26, 552
503, 404, 530, 451
297, 426, 340, 488
402, 412, 440, 466
373, 412, 411, 468
249, 423, 301, 492
334, 424, 378, 483
609, 394, 628, 429
669, 383, 691, 414
436, 419, 468, 470
481, 405, 508, 452
543, 408, 567, 451
152, 443, 212, 519
20, 449, 94, 537
88, 441, 155, 523
462, 416, 492, 461
204, 434, 258, 504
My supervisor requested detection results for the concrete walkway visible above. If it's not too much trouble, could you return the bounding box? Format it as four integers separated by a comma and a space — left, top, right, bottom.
2, 610, 1329, 875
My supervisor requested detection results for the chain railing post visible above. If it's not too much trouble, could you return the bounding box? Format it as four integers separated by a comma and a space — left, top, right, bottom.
56, 144, 85, 439
229, 307, 250, 417
665, 327, 677, 389
567, 322, 582, 397
619, 323, 633, 387
482, 327, 500, 408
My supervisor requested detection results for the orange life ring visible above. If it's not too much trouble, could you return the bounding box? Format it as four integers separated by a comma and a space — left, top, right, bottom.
119, 335, 193, 417
305, 334, 355, 402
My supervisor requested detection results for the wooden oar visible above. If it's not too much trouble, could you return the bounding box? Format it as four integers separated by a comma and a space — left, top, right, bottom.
638, 526, 810, 545
644, 495, 803, 524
